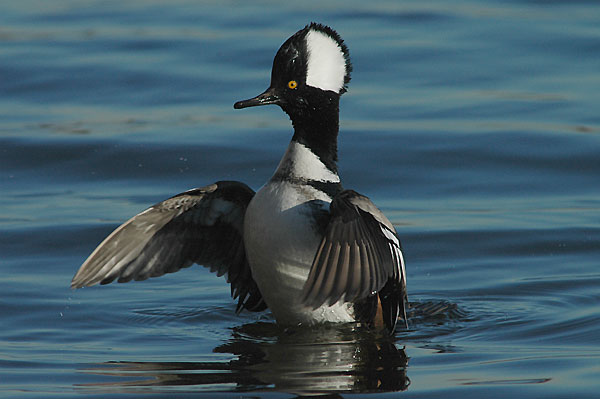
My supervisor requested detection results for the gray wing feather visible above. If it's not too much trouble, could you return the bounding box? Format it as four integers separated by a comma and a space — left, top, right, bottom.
301, 189, 407, 330
71, 181, 266, 312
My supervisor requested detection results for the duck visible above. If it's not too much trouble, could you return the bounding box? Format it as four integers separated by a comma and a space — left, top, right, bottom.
71, 22, 408, 334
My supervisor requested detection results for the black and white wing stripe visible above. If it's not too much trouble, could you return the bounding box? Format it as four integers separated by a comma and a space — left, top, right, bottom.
301, 189, 407, 332
71, 180, 266, 313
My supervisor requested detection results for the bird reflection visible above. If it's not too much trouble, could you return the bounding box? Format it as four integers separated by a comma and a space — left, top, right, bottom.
77, 322, 409, 396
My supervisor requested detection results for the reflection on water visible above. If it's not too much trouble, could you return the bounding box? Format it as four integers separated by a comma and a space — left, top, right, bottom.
77, 323, 409, 396
74, 302, 469, 395
3, 0, 600, 397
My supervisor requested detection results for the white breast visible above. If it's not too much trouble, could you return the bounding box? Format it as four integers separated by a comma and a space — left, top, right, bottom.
243, 142, 353, 325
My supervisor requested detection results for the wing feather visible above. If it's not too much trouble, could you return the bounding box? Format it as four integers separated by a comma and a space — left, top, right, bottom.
71, 181, 266, 313
301, 189, 408, 333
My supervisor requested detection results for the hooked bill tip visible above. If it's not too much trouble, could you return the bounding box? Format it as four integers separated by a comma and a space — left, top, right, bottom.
233, 88, 280, 109
233, 100, 246, 109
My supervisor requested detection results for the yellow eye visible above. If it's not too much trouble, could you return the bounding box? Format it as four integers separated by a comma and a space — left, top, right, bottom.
287, 80, 298, 89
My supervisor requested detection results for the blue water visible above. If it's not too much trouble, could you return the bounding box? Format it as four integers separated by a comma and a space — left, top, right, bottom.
2, 1, 599, 397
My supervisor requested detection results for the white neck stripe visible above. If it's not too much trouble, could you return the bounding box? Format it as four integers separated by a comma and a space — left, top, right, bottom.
275, 141, 340, 183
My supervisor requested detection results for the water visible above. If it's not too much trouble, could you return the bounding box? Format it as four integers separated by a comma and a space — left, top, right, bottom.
1, 0, 599, 397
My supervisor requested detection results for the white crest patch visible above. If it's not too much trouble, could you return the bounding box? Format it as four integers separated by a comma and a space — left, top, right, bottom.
305, 29, 347, 93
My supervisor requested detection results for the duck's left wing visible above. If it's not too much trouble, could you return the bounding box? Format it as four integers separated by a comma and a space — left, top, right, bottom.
71, 180, 266, 313
301, 190, 407, 332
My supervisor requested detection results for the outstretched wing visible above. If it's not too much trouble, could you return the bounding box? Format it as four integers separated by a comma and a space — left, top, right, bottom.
71, 180, 266, 313
301, 189, 407, 332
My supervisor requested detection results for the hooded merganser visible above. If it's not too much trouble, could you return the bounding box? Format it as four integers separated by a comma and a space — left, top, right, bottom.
71, 23, 407, 334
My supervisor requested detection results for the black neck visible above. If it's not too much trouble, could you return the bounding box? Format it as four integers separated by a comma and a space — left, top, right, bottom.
285, 89, 340, 173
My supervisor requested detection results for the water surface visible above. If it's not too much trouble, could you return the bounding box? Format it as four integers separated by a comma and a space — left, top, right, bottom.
1, 1, 599, 398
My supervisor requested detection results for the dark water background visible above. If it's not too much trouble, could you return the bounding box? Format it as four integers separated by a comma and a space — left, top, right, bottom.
2, 1, 599, 397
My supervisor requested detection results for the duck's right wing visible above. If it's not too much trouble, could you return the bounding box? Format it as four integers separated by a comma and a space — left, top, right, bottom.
71, 180, 266, 313
301, 189, 407, 333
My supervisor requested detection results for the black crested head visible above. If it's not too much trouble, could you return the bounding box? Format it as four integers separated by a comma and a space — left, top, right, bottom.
269, 22, 352, 97
234, 23, 352, 110
234, 23, 353, 172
